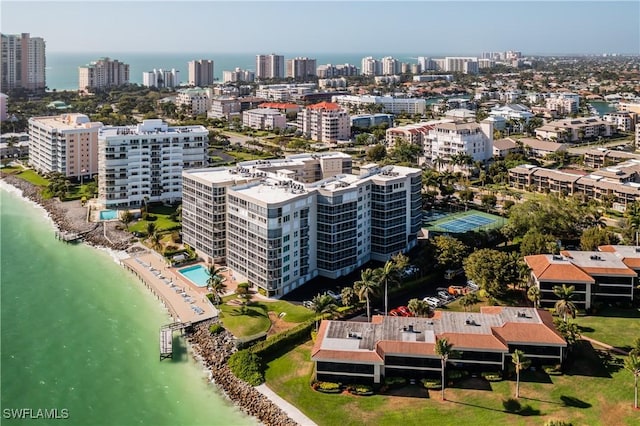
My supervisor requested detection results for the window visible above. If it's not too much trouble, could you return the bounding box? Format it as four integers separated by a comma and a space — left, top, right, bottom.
283, 235, 290, 243
283, 245, 290, 252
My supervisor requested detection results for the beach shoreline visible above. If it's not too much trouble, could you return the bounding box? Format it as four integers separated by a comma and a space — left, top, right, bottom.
0, 174, 312, 426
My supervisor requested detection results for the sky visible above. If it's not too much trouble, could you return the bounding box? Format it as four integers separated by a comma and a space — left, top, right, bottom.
1, 1, 639, 55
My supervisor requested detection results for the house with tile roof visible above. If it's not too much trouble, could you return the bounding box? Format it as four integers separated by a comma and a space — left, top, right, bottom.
525, 250, 637, 310
312, 307, 566, 384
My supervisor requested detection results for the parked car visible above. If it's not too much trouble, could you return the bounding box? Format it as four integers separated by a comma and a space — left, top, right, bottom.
444, 268, 464, 280
401, 265, 420, 278
467, 280, 479, 291
437, 291, 453, 301
423, 296, 441, 307
448, 285, 468, 296
302, 300, 314, 309
326, 290, 341, 302
396, 306, 414, 317
389, 308, 401, 316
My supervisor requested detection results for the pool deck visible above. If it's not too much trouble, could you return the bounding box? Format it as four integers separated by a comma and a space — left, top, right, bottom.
121, 251, 224, 324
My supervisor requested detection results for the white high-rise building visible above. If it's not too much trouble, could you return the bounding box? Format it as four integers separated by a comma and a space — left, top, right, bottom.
424, 119, 494, 164
286, 57, 317, 79
445, 57, 479, 74
381, 56, 401, 75
182, 154, 422, 297
256, 54, 285, 79
176, 88, 212, 116
332, 94, 427, 115
1, 33, 46, 92
361, 56, 382, 76
97, 119, 207, 209
79, 57, 129, 92
188, 59, 214, 87
142, 68, 180, 88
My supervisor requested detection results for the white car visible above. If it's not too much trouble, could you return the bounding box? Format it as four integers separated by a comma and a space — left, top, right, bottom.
467, 281, 479, 291
326, 290, 341, 302
423, 296, 441, 307
437, 291, 453, 301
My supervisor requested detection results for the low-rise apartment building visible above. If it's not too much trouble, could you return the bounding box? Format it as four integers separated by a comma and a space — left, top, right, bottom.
509, 162, 640, 210
313, 307, 566, 384
182, 154, 421, 297
28, 114, 103, 179
425, 120, 494, 164
242, 108, 286, 130
97, 119, 207, 209
583, 148, 640, 168
535, 117, 613, 143
297, 102, 350, 143
602, 111, 636, 132
525, 249, 637, 310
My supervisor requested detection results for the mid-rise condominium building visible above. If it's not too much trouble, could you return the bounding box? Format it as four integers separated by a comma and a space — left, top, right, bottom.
79, 57, 129, 92
222, 68, 255, 83
361, 56, 382, 76
28, 114, 103, 179
242, 108, 287, 130
297, 102, 350, 143
97, 119, 207, 209
316, 63, 359, 78
256, 54, 285, 80
142, 68, 180, 88
188, 59, 214, 87
176, 88, 212, 116
445, 57, 479, 74
182, 154, 422, 297
1, 33, 46, 92
332, 94, 427, 115
286, 57, 317, 79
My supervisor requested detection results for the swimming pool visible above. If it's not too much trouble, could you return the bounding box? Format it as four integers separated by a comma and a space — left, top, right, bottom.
99, 210, 118, 221
178, 265, 210, 287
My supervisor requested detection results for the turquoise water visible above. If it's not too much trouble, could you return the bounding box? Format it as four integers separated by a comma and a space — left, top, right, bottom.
99, 209, 118, 220
0, 186, 254, 426
588, 101, 616, 116
179, 265, 210, 287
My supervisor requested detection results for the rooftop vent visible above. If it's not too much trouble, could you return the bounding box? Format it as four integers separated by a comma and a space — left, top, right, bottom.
590, 254, 602, 261
465, 317, 479, 326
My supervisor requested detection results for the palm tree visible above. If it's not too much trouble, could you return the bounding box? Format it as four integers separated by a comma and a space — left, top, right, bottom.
378, 260, 397, 316
553, 284, 577, 322
512, 349, 531, 398
435, 338, 457, 401
626, 353, 640, 409
146, 222, 156, 238
340, 286, 358, 307
149, 230, 163, 253
311, 293, 338, 330
391, 252, 410, 273
207, 274, 226, 306
354, 268, 380, 322
527, 286, 541, 309
407, 298, 431, 317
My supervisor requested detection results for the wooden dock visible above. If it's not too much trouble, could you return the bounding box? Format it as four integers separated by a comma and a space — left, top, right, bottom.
55, 230, 83, 243
159, 321, 192, 361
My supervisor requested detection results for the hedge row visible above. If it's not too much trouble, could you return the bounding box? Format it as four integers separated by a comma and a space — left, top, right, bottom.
227, 349, 264, 386
250, 319, 316, 360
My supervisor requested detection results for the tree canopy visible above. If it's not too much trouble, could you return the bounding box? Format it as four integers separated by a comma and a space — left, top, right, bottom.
432, 235, 469, 269
463, 248, 518, 297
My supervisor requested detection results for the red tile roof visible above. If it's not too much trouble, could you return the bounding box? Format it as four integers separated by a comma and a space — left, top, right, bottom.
259, 102, 300, 110
524, 255, 595, 283
439, 332, 507, 351
377, 341, 436, 356
493, 322, 566, 346
307, 102, 341, 111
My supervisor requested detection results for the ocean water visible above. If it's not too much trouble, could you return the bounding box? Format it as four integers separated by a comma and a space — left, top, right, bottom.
0, 185, 254, 426
45, 52, 419, 91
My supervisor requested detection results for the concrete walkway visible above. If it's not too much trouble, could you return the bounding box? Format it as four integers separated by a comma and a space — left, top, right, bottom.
254, 384, 317, 426
581, 335, 630, 356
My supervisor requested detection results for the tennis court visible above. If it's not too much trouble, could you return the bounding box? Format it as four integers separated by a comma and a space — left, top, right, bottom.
423, 209, 504, 234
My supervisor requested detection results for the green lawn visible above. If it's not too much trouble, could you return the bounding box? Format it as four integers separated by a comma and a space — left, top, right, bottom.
226, 151, 273, 162
575, 307, 640, 351
218, 302, 272, 337
16, 169, 49, 187
265, 340, 640, 426
128, 204, 181, 233
217, 298, 315, 338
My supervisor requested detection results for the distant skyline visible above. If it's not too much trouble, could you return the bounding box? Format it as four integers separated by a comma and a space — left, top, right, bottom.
1, 1, 639, 56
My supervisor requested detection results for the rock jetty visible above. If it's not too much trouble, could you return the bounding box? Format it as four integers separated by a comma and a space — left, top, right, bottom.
1, 174, 131, 250
188, 321, 299, 426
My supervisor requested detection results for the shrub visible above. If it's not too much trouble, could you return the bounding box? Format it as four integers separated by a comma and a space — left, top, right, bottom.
384, 377, 407, 386
420, 378, 442, 389
250, 319, 315, 360
227, 350, 264, 386
544, 420, 573, 426
481, 371, 503, 382
346, 384, 374, 396
313, 381, 342, 393
543, 364, 563, 376
209, 323, 225, 335
447, 370, 469, 380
